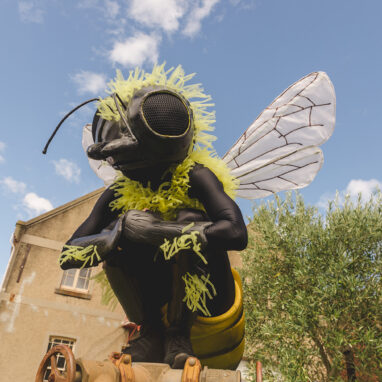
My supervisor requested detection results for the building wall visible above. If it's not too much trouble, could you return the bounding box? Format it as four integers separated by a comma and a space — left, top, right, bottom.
0, 189, 127, 381
0, 188, 244, 380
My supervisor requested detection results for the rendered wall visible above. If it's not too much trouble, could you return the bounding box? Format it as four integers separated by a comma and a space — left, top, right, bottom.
0, 189, 127, 381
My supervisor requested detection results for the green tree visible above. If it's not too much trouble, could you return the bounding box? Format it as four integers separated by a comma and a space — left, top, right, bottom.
242, 193, 382, 381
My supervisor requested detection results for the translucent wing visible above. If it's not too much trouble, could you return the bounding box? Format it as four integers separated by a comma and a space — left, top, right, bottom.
223, 71, 336, 199
82, 124, 117, 186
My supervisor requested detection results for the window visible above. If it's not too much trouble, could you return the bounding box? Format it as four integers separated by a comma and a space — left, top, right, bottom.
43, 336, 76, 381
60, 268, 91, 292
56, 268, 92, 299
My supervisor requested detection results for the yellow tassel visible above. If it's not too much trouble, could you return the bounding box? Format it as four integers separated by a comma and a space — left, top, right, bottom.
182, 273, 217, 317
159, 230, 207, 264
59, 245, 101, 269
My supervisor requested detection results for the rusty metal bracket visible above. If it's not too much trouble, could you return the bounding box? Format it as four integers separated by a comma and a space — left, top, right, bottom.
110, 353, 135, 382
17, 244, 31, 283
182, 357, 202, 382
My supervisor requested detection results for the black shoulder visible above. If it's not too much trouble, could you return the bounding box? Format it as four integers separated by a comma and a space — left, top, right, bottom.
94, 186, 116, 209
69, 186, 118, 239
188, 163, 223, 199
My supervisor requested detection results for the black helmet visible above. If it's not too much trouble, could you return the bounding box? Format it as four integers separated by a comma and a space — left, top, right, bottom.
87, 86, 194, 171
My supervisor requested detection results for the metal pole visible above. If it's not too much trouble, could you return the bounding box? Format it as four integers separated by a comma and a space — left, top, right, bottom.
256, 361, 262, 382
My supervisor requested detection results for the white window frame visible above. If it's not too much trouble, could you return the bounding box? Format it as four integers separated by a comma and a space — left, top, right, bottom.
60, 267, 92, 292
43, 336, 76, 382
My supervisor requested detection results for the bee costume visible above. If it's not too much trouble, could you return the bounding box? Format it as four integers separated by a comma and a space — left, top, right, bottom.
54, 64, 248, 369
44, 64, 335, 370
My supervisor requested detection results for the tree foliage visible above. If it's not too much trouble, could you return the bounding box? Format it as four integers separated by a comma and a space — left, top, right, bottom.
241, 193, 382, 381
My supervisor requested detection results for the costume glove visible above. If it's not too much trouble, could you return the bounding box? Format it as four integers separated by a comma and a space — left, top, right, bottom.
59, 218, 123, 269
122, 209, 211, 250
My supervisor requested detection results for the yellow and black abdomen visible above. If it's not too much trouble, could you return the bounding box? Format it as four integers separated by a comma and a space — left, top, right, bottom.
190, 268, 245, 370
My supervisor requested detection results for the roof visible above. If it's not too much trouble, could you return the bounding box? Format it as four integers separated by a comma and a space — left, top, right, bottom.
15, 187, 104, 229
1, 187, 104, 291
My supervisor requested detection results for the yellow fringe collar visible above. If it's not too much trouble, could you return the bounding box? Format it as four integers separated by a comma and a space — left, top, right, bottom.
109, 149, 238, 218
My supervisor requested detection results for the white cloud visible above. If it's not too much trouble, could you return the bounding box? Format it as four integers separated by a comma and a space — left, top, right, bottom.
71, 71, 107, 95
109, 33, 161, 67
0, 141, 5, 163
128, 0, 188, 33
183, 0, 220, 37
18, 1, 45, 23
345, 179, 382, 202
127, 0, 221, 37
22, 193, 53, 216
53, 159, 81, 183
317, 178, 382, 209
1, 177, 27, 194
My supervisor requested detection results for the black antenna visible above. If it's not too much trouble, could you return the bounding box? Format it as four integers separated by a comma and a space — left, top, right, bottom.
115, 93, 127, 110
112, 93, 136, 141
42, 98, 98, 154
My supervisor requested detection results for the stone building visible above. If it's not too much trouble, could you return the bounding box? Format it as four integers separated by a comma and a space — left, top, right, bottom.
0, 188, 128, 381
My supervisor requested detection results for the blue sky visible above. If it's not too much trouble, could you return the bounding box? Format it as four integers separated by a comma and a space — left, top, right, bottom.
1, 0, 382, 282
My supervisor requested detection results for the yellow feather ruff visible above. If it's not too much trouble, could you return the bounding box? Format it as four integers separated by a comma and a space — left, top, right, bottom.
109, 150, 238, 219
109, 157, 202, 220
97, 63, 216, 152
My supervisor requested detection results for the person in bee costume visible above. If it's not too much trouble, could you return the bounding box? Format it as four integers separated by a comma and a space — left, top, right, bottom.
44, 64, 335, 370
44, 65, 247, 369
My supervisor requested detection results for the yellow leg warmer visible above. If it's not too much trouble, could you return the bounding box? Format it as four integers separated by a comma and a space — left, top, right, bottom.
190, 268, 245, 370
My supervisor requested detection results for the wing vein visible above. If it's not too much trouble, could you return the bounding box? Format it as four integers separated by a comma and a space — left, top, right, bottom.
238, 161, 319, 185
227, 102, 332, 162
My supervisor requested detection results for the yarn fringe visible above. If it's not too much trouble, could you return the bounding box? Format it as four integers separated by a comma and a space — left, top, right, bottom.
59, 245, 101, 269
182, 273, 217, 317
160, 226, 207, 264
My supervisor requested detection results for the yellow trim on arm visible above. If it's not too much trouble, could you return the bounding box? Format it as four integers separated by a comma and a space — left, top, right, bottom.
59, 244, 101, 269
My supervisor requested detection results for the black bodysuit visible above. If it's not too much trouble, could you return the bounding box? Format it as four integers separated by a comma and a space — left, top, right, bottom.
61, 163, 247, 317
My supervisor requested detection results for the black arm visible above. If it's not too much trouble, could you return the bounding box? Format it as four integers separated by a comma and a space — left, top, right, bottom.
60, 187, 122, 269
188, 163, 248, 251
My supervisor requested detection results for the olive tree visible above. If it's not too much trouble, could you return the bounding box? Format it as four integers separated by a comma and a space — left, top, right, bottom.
241, 193, 382, 381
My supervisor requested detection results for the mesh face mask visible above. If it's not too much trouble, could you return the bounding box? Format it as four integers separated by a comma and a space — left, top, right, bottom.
84, 87, 195, 169
141, 91, 190, 137
114, 87, 194, 165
